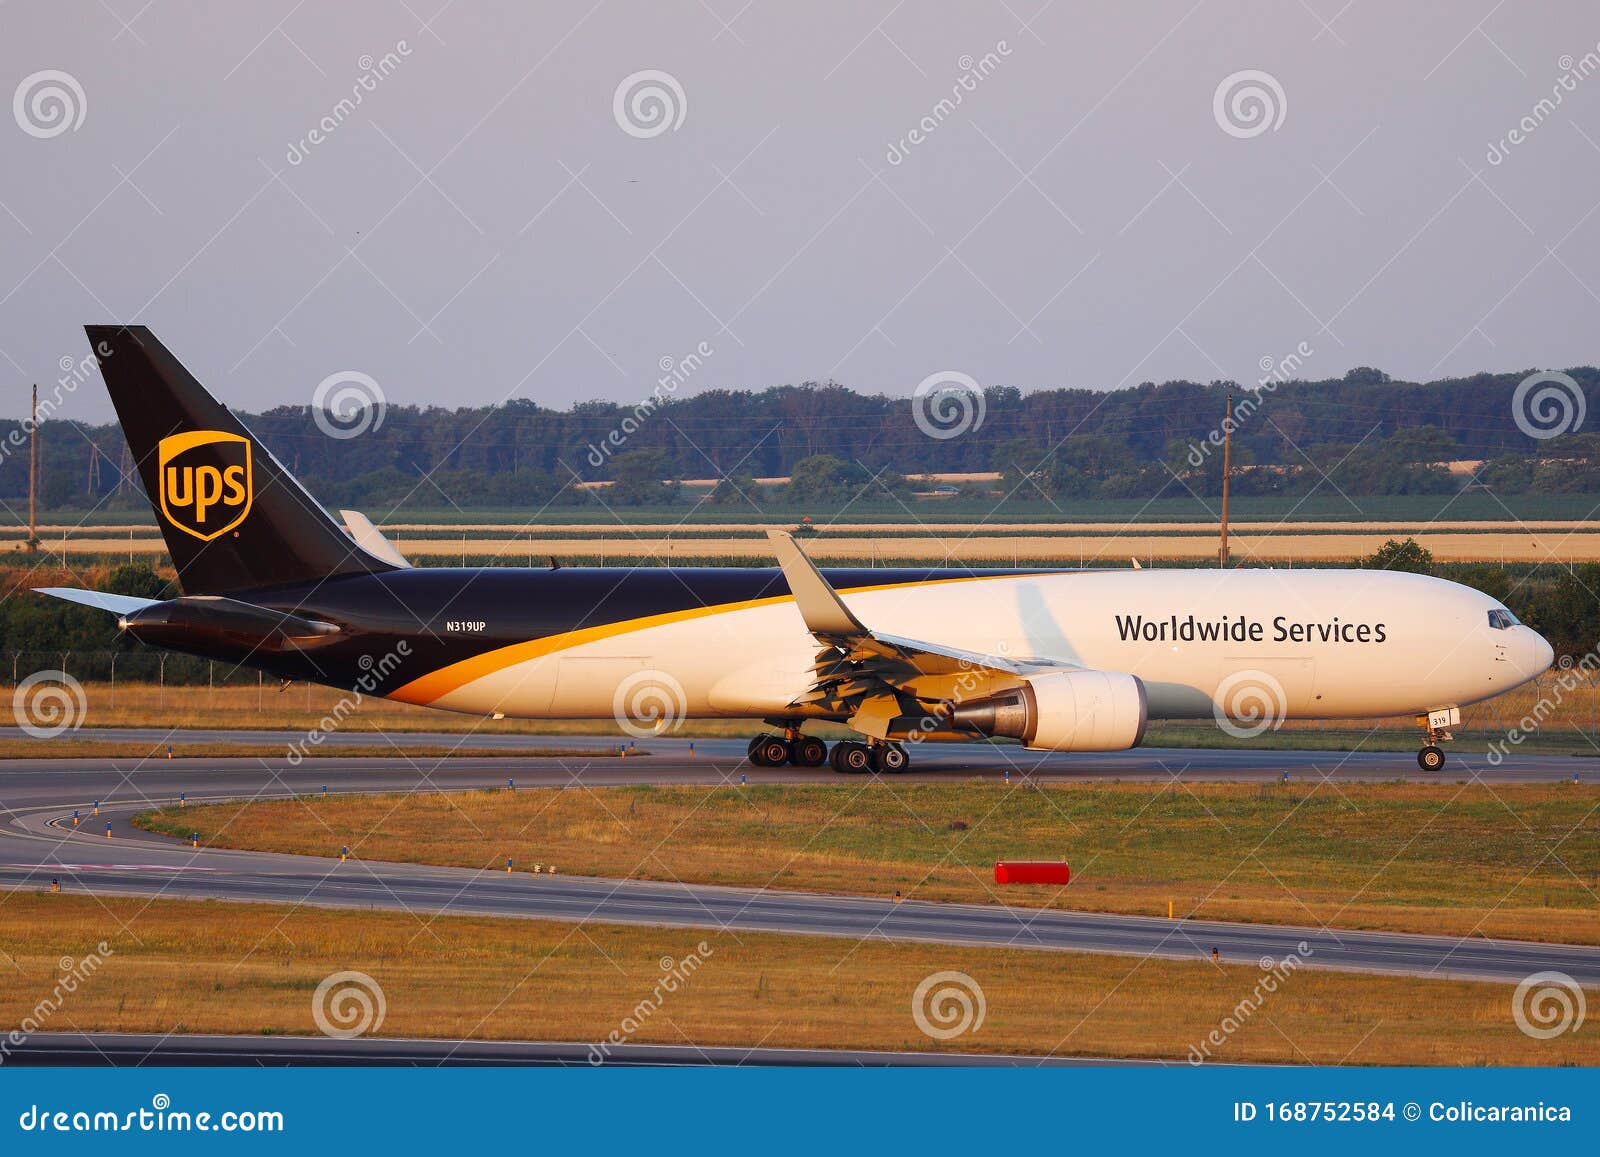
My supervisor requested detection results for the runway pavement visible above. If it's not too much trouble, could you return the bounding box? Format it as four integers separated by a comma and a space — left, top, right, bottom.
2, 1032, 1105, 1066
2, 741, 1599, 987
6, 725, 1597, 783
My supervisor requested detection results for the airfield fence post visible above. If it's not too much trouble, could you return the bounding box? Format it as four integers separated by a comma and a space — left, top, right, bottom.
109, 652, 115, 711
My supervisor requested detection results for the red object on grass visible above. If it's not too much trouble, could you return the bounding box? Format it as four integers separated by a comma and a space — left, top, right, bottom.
994, 861, 1070, 885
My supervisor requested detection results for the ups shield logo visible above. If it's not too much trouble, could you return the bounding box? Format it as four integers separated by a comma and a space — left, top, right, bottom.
158, 431, 253, 541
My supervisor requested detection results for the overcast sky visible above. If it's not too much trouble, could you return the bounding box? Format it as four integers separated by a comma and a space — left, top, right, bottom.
2, 1, 1598, 423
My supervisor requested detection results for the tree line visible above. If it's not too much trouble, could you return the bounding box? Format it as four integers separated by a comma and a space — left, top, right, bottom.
2, 365, 1596, 511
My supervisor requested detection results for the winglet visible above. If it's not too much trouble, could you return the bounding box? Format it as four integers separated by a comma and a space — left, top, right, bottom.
767, 530, 865, 638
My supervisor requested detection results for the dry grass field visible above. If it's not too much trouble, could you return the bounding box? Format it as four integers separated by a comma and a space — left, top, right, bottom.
0, 892, 1587, 1065
392, 532, 1600, 564
9, 520, 1600, 562
136, 781, 1600, 944
8, 518, 1599, 536
20, 532, 1600, 563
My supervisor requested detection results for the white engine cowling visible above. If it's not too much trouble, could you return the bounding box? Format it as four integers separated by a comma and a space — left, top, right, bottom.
950, 669, 1147, 752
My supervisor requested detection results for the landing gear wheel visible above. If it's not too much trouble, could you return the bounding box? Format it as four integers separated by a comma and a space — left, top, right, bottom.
793, 736, 828, 767
746, 735, 767, 761
751, 736, 793, 767
874, 743, 910, 773
1418, 745, 1446, 772
831, 741, 873, 774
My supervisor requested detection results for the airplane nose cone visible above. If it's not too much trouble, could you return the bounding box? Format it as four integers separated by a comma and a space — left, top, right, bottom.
1524, 630, 1555, 680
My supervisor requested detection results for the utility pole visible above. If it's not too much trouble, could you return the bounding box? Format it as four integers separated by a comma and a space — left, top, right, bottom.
27, 383, 38, 552
1218, 388, 1232, 569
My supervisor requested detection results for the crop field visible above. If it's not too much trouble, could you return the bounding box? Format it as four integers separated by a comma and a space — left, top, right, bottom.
9, 523, 1600, 564
10, 492, 1600, 525
1, 892, 1590, 1065
136, 781, 1600, 945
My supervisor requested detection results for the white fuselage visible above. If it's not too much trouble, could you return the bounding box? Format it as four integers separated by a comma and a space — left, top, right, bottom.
414, 568, 1553, 722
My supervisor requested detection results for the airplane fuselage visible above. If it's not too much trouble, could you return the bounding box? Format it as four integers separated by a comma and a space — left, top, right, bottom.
179, 564, 1551, 725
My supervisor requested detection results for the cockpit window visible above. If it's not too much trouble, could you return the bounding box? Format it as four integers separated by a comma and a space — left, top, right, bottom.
1488, 608, 1519, 630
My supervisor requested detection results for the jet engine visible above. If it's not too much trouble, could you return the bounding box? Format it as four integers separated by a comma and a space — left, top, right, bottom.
949, 669, 1147, 752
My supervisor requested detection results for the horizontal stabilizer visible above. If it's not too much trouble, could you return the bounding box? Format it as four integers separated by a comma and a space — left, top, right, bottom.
34, 587, 161, 616
340, 509, 413, 569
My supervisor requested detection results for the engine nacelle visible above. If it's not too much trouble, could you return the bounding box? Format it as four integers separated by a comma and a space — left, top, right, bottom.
949, 669, 1147, 752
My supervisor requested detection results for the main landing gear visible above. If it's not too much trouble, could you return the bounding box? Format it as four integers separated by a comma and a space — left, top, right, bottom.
745, 728, 911, 773
747, 727, 828, 768
829, 740, 910, 774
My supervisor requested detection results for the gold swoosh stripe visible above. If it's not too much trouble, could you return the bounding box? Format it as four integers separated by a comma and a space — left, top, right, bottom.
385, 574, 1004, 706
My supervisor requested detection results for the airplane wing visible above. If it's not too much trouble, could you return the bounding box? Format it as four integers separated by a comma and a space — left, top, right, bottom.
766, 531, 1064, 735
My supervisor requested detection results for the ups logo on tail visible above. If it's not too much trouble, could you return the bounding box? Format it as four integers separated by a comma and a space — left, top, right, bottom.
158, 431, 253, 541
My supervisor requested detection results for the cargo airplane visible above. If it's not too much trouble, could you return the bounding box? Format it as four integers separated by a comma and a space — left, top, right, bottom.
37, 326, 1553, 773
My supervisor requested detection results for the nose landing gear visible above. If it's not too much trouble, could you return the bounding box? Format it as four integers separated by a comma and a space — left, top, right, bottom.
1415, 708, 1458, 771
